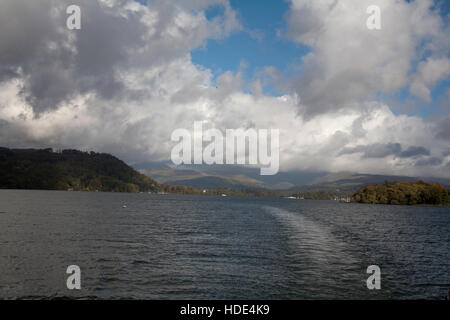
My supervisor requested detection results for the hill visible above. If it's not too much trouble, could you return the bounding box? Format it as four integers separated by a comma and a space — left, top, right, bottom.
139, 167, 271, 190
0, 147, 159, 193
352, 181, 450, 206
138, 163, 450, 195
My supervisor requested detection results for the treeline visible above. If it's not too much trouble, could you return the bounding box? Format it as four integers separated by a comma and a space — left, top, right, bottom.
159, 184, 280, 197
0, 147, 159, 193
352, 181, 450, 206
290, 191, 352, 200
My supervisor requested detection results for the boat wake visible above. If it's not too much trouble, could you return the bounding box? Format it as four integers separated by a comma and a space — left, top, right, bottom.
263, 206, 362, 295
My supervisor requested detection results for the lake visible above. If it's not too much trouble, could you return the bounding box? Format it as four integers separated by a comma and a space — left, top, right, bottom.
0, 190, 448, 299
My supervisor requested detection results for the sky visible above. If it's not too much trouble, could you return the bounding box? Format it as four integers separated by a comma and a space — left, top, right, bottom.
191, 0, 309, 95
0, 0, 449, 177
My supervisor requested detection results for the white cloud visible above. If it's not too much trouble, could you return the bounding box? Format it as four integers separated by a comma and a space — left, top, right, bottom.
285, 0, 449, 115
410, 57, 450, 102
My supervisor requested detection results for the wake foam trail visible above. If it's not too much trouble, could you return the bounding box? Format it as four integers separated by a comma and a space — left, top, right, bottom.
264, 206, 357, 269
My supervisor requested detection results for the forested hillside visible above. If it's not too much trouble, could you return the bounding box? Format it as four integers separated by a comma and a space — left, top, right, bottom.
0, 148, 159, 193
352, 181, 450, 206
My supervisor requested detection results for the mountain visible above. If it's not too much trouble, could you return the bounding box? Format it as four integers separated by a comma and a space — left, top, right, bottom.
0, 147, 159, 193
137, 162, 450, 195
137, 163, 322, 190
138, 167, 273, 190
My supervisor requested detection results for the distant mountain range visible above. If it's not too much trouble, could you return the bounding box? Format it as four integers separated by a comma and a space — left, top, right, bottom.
137, 162, 450, 195
139, 167, 272, 190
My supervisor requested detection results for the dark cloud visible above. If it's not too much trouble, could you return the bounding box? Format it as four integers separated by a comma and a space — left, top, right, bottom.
0, 0, 136, 112
339, 143, 431, 159
415, 157, 443, 166
339, 143, 402, 158
399, 146, 430, 158
0, 119, 36, 148
365, 143, 402, 158
436, 116, 450, 140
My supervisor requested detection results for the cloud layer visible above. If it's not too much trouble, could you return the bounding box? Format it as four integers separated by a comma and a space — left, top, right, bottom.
0, 0, 448, 177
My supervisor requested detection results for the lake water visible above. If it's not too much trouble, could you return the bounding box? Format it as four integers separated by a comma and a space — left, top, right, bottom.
0, 190, 448, 299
